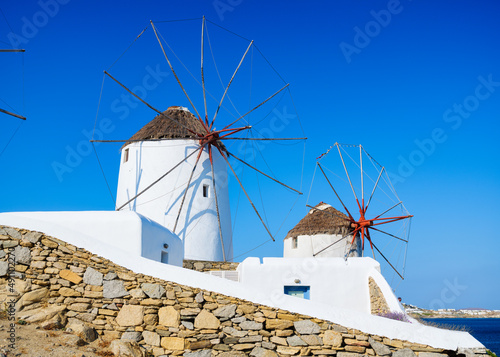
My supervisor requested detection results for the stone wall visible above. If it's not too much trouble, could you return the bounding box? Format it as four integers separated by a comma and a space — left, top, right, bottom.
369, 277, 390, 315
0, 226, 487, 357
183, 260, 239, 272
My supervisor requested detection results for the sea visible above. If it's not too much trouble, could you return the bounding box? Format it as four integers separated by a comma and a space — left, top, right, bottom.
423, 318, 500, 354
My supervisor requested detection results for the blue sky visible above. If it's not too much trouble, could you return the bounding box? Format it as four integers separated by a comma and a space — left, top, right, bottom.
1, 0, 499, 310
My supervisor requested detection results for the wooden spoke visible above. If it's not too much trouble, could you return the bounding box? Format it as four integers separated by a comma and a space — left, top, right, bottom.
150, 21, 202, 120
317, 162, 355, 221
373, 201, 402, 220
371, 240, 404, 280
116, 144, 207, 211
222, 83, 289, 130
369, 226, 408, 243
220, 137, 306, 141
104, 70, 198, 135
229, 151, 302, 194
201, 16, 208, 121
0, 108, 25, 120
336, 144, 361, 212
221, 151, 275, 241
173, 150, 204, 233
211, 40, 253, 127
210, 157, 226, 262
365, 167, 384, 213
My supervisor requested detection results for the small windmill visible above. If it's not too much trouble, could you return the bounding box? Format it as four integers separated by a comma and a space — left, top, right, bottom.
308, 143, 412, 281
91, 17, 306, 262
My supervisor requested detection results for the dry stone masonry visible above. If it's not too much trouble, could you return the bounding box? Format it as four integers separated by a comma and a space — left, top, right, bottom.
369, 277, 390, 315
183, 260, 239, 272
0, 226, 489, 357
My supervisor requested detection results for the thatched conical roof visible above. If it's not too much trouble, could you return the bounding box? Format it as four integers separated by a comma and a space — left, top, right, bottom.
124, 106, 206, 147
285, 202, 352, 239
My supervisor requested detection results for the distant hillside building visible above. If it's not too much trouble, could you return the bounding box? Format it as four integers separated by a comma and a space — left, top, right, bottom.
284, 202, 361, 258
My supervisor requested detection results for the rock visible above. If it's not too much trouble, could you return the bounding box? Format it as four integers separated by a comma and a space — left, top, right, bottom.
18, 304, 67, 323
194, 309, 221, 329
66, 318, 98, 342
41, 313, 67, 330
240, 320, 263, 330
60, 333, 86, 346
41, 238, 58, 248
13, 246, 31, 265
213, 304, 237, 320
68, 303, 91, 312
161, 336, 185, 350
184, 350, 212, 357
266, 319, 294, 330
368, 336, 392, 356
301, 334, 322, 345
24, 231, 42, 244
59, 287, 82, 297
0, 261, 8, 276
159, 306, 180, 327
4, 227, 21, 239
141, 283, 166, 299
14, 279, 32, 294
121, 331, 142, 342
223, 326, 248, 337
31, 261, 46, 269
239, 335, 263, 343
83, 266, 103, 286
270, 336, 287, 346
195, 292, 205, 303
250, 347, 279, 357
294, 319, 320, 334
130, 288, 147, 299
116, 305, 144, 326
323, 330, 342, 347
186, 340, 212, 350
16, 287, 49, 310
286, 335, 307, 346
218, 352, 247, 357
182, 321, 194, 330
393, 348, 417, 357
142, 331, 161, 346
110, 340, 146, 357
104, 271, 118, 280
2, 240, 18, 248
103, 279, 129, 298
59, 270, 83, 284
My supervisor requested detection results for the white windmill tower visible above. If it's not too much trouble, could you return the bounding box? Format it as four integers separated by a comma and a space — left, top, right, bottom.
115, 106, 233, 262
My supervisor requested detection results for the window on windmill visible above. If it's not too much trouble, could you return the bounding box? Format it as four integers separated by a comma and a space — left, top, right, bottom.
202, 184, 209, 198
292, 237, 298, 249
161, 251, 168, 264
284, 285, 310, 299
123, 148, 129, 163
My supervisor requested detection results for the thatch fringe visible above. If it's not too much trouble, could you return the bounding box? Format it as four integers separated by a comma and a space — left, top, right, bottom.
285, 202, 352, 239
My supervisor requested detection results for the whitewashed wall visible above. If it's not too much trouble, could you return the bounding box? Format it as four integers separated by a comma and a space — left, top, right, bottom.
0, 211, 184, 266
116, 139, 232, 262
237, 257, 402, 315
284, 233, 361, 258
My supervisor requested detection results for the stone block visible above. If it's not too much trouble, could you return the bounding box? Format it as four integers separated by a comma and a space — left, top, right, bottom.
141, 283, 166, 299
324, 330, 343, 347
294, 319, 320, 334
116, 305, 144, 326
266, 319, 294, 330
161, 336, 185, 350
194, 309, 221, 329
159, 306, 180, 327
392, 348, 417, 357
142, 330, 161, 346
103, 279, 128, 298
83, 266, 103, 286
368, 336, 392, 356
59, 270, 82, 284
14, 246, 31, 265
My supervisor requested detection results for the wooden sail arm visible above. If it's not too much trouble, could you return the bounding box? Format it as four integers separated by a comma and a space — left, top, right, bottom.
228, 151, 302, 194
0, 108, 26, 120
